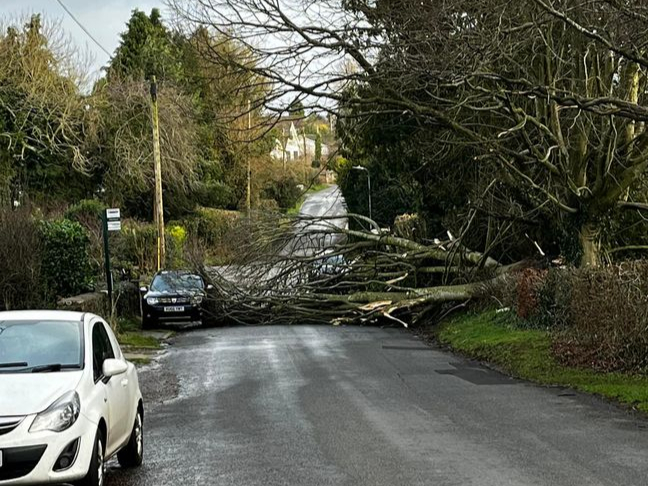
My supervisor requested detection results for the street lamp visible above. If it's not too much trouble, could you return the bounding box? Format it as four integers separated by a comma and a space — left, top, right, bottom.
352, 166, 372, 221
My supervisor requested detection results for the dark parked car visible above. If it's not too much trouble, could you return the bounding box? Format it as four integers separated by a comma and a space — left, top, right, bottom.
140, 271, 212, 329
309, 253, 349, 282
314, 254, 347, 276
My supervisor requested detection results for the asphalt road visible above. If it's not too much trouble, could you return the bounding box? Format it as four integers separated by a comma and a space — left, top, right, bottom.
209, 184, 347, 283
300, 185, 347, 220
284, 184, 348, 257
108, 325, 648, 486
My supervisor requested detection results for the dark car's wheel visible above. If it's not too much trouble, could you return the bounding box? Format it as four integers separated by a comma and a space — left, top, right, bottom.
118, 408, 144, 468
74, 429, 105, 486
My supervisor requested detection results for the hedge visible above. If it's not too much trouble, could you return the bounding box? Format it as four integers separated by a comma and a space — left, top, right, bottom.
40, 219, 94, 300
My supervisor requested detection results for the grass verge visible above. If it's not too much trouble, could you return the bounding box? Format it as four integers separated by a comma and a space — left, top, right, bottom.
128, 357, 152, 366
437, 310, 648, 413
116, 316, 141, 333
118, 332, 162, 350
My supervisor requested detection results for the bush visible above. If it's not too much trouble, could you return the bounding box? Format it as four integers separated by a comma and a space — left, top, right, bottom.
0, 208, 46, 310
531, 269, 572, 329
112, 221, 195, 277
111, 210, 245, 276
114, 281, 141, 318
112, 221, 158, 277
184, 208, 241, 246
262, 176, 301, 210
554, 263, 648, 373
40, 219, 94, 299
515, 268, 547, 321
257, 198, 280, 212
64, 199, 107, 225
168, 224, 187, 244
195, 181, 235, 209
167, 224, 187, 269
181, 208, 244, 265
64, 199, 107, 272
494, 263, 648, 372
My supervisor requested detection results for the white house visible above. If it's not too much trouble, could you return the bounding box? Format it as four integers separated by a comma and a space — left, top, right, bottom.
270, 122, 329, 163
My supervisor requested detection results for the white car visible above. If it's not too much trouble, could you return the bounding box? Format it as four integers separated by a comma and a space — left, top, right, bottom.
0, 311, 144, 486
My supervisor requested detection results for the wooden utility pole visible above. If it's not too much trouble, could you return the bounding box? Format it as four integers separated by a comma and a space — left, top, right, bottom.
246, 100, 252, 215
150, 76, 165, 270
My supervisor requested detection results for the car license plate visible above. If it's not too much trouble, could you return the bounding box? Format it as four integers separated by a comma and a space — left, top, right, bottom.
164, 306, 184, 312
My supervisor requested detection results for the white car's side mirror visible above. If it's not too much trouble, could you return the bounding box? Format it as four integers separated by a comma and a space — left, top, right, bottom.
103, 359, 128, 378
139, 286, 148, 293
206, 284, 214, 291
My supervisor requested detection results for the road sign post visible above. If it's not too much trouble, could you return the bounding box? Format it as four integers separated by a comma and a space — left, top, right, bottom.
102, 208, 121, 309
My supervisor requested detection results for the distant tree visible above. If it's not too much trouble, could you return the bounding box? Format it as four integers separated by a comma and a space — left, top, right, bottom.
108, 9, 182, 82
288, 100, 305, 118
0, 14, 90, 207
86, 78, 201, 218
174, 27, 278, 207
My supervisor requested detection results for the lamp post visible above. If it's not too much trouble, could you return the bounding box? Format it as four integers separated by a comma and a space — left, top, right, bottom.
352, 166, 372, 221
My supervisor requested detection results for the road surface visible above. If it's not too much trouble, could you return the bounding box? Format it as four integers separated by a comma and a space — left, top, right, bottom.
284, 184, 348, 257
209, 184, 347, 283
108, 325, 648, 486
300, 185, 347, 221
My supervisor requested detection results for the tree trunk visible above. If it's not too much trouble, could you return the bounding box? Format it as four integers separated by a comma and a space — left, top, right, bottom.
579, 222, 600, 267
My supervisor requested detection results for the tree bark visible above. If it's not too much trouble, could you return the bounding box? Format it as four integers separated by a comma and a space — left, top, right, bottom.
579, 221, 600, 267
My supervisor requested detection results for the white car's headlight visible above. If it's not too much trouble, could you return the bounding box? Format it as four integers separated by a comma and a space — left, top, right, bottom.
147, 297, 159, 305
191, 295, 203, 305
30, 391, 80, 433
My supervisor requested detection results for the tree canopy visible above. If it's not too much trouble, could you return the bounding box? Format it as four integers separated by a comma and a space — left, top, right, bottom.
108, 8, 183, 82
170, 0, 648, 266
0, 9, 298, 218
0, 15, 89, 206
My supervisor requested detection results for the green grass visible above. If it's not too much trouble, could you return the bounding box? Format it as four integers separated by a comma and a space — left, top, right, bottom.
129, 357, 152, 366
437, 310, 648, 412
309, 183, 329, 193
116, 316, 141, 333
286, 183, 330, 215
118, 332, 161, 350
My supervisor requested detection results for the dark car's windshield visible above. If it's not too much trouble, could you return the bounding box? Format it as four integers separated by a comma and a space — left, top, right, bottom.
0, 320, 83, 373
150, 273, 205, 292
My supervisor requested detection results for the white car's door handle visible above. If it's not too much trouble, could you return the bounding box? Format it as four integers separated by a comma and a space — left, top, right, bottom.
121, 379, 129, 387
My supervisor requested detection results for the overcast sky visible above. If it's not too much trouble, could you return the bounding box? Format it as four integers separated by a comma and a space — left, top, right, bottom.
2, 0, 168, 77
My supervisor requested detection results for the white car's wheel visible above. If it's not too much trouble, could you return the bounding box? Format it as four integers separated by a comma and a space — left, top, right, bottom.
118, 408, 144, 468
75, 429, 105, 486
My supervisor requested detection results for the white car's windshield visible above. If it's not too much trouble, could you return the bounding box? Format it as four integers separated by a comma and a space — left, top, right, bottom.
0, 320, 83, 373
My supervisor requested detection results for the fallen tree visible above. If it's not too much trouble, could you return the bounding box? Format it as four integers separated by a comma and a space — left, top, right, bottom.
193, 212, 522, 326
